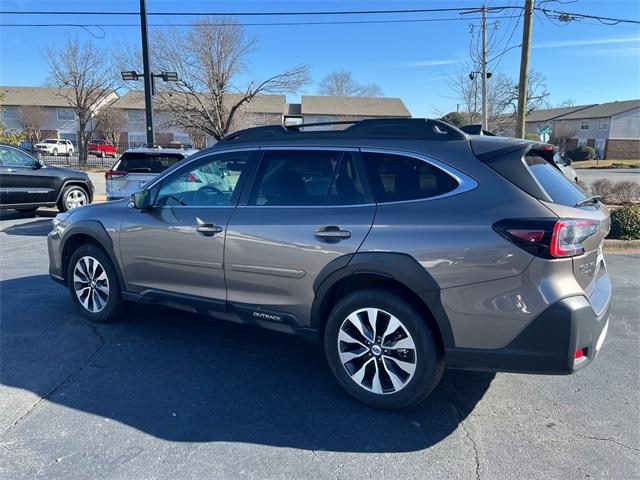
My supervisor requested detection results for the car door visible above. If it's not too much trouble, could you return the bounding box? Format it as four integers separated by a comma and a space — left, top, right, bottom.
224, 147, 376, 324
118, 149, 257, 301
0, 145, 57, 205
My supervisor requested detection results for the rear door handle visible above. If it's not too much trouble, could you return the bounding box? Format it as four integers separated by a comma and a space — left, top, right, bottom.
195, 217, 223, 237
315, 225, 352, 240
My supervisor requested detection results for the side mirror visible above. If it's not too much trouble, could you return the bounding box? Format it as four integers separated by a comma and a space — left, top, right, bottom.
564, 158, 573, 166
29, 160, 42, 170
131, 189, 151, 210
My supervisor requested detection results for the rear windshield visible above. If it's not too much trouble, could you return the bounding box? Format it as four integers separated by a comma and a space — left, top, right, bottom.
114, 152, 185, 174
525, 154, 587, 206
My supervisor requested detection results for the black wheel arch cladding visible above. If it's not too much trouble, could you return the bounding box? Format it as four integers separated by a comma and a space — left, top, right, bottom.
311, 252, 455, 347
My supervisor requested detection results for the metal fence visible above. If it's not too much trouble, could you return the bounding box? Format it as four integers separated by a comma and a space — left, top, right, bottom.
28, 141, 197, 168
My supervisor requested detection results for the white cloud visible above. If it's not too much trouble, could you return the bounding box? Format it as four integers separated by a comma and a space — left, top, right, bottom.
403, 59, 458, 67
533, 36, 640, 49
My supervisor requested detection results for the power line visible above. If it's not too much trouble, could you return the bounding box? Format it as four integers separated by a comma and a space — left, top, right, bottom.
0, 6, 523, 17
0, 15, 525, 28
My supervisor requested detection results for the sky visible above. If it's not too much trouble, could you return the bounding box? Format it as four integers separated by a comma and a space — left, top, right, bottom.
0, 0, 639, 117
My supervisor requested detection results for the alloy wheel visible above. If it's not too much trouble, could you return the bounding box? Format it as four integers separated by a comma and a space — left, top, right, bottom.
65, 188, 87, 210
337, 308, 417, 395
73, 256, 109, 313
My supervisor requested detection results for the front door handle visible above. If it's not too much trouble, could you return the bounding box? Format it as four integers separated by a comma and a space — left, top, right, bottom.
315, 225, 352, 240
195, 217, 223, 237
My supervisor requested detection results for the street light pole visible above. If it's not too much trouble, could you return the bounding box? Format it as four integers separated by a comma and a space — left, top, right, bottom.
139, 0, 154, 147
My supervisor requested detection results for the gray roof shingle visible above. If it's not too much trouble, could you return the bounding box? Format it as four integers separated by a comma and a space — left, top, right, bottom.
554, 99, 640, 120
0, 86, 81, 107
526, 104, 595, 122
301, 95, 410, 117
112, 90, 286, 114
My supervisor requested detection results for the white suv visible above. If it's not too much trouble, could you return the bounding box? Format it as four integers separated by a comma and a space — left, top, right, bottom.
35, 138, 75, 156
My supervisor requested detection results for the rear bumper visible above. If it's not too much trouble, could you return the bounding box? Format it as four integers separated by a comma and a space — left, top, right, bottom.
445, 294, 611, 374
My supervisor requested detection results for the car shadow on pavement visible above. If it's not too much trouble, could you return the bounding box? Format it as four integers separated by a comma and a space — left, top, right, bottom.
1, 274, 495, 453
1, 218, 53, 237
0, 209, 57, 221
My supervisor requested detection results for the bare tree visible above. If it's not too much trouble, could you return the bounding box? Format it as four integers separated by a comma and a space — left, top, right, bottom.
557, 98, 576, 107
45, 37, 119, 164
318, 69, 383, 97
445, 63, 550, 134
551, 120, 578, 154
17, 105, 47, 143
94, 107, 126, 146
117, 17, 310, 141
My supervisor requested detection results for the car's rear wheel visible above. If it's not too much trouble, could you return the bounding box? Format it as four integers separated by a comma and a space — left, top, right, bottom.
324, 290, 444, 410
67, 244, 123, 323
58, 185, 89, 212
68, 149, 74, 157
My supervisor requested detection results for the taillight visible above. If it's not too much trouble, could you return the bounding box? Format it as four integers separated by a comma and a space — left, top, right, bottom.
493, 218, 600, 259
549, 219, 599, 258
105, 170, 127, 179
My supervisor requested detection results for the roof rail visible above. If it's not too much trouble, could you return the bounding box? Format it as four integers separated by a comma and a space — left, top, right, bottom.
218, 118, 467, 144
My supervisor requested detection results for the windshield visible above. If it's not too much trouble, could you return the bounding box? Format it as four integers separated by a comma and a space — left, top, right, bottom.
44, 140, 58, 144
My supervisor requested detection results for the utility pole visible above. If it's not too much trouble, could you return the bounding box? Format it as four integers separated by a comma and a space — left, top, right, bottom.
516, 0, 535, 138
481, 5, 488, 131
139, 0, 154, 147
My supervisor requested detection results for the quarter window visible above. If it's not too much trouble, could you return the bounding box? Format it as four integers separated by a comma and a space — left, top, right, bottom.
362, 152, 459, 203
156, 151, 251, 207
250, 150, 365, 206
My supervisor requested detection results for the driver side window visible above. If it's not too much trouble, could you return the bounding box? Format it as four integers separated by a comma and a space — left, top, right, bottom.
155, 151, 251, 207
0, 146, 39, 167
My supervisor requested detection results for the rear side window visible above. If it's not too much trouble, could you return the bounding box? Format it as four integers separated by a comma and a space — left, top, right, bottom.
525, 154, 586, 206
250, 150, 366, 206
114, 152, 185, 174
362, 152, 458, 203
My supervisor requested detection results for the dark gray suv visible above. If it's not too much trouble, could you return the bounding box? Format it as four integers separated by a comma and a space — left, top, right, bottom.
47, 119, 612, 409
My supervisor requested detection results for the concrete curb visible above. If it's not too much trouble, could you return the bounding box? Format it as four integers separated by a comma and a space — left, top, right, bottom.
604, 239, 640, 251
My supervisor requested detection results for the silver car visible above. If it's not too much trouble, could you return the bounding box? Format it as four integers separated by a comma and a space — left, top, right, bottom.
105, 147, 198, 201
48, 119, 612, 410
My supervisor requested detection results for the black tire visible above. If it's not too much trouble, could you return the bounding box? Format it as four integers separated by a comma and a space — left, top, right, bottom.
68, 149, 74, 157
99, 150, 105, 158
67, 243, 123, 323
57, 185, 89, 212
16, 207, 38, 213
324, 290, 444, 410
52, 148, 58, 156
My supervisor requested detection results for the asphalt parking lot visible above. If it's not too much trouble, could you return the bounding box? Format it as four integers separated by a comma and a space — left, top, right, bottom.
0, 210, 638, 480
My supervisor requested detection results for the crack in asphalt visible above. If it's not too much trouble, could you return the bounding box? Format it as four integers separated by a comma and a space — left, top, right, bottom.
448, 400, 481, 480
571, 432, 640, 453
0, 322, 106, 436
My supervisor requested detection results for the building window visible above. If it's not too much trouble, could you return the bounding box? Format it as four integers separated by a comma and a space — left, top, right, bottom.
128, 133, 147, 148
57, 108, 75, 121
127, 110, 145, 123
598, 119, 609, 130
2, 106, 18, 119
60, 133, 77, 146
173, 133, 191, 146
580, 119, 590, 130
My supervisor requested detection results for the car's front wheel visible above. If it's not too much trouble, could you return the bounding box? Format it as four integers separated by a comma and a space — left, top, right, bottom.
58, 185, 89, 212
324, 290, 444, 410
67, 243, 123, 322
52, 148, 58, 156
